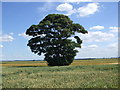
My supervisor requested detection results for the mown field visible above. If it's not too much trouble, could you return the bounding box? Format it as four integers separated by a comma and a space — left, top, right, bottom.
1, 58, 119, 88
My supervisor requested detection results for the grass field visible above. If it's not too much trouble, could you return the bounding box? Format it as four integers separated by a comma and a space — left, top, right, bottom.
1, 58, 119, 88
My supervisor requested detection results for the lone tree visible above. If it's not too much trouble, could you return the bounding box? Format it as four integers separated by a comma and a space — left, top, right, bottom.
26, 14, 88, 66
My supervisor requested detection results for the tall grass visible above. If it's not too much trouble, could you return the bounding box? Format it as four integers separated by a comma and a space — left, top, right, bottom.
2, 64, 118, 88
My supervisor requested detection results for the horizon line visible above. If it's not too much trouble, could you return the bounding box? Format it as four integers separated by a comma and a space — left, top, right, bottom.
1, 57, 119, 61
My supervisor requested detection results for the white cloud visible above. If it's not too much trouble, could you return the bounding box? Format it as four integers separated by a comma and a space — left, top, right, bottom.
0, 34, 14, 42
81, 44, 98, 50
56, 3, 73, 12
107, 43, 118, 49
77, 3, 99, 17
63, 0, 92, 4
109, 27, 118, 33
90, 25, 104, 30
56, 3, 100, 17
75, 43, 118, 59
9, 32, 14, 35
18, 33, 31, 39
80, 31, 115, 42
0, 45, 3, 48
56, 3, 76, 15
87, 44, 98, 48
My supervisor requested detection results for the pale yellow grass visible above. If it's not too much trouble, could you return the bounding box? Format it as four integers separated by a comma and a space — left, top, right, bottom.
1, 58, 118, 67
1, 63, 47, 67
70, 62, 118, 66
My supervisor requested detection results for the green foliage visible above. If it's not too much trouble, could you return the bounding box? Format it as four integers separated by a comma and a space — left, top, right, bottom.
26, 14, 88, 66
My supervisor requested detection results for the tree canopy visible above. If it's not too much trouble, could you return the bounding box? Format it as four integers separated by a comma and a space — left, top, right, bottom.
26, 14, 88, 66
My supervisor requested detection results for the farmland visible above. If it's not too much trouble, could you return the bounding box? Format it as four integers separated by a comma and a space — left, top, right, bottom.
1, 58, 119, 88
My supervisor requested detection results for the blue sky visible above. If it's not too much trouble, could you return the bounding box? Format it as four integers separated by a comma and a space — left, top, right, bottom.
1, 1, 118, 61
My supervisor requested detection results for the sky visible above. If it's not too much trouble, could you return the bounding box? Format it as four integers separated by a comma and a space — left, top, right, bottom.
0, 1, 119, 61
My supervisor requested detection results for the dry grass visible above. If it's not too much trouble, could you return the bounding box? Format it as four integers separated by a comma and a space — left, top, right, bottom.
2, 64, 118, 88
1, 63, 47, 67
1, 58, 118, 67
2, 58, 118, 88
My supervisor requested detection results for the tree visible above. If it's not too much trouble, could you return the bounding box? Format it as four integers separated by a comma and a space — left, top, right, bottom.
26, 14, 88, 66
